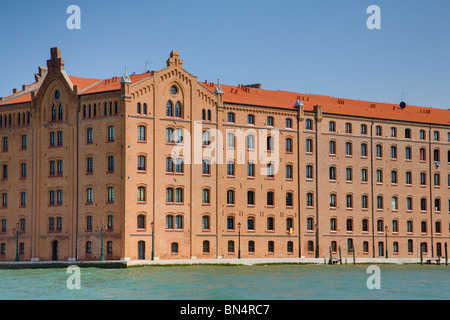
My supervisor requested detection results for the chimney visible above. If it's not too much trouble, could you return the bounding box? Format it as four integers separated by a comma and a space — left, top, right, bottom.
47, 47, 65, 71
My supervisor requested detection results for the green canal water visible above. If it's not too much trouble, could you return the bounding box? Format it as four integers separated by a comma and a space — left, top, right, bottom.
0, 264, 448, 300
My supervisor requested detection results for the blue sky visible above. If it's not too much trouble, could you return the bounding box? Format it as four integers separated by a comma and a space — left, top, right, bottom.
0, 0, 449, 109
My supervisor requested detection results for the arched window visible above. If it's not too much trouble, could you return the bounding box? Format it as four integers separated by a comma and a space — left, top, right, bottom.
346, 218, 353, 231
267, 191, 274, 206
203, 240, 210, 253
329, 166, 336, 180
51, 105, 57, 121
227, 112, 235, 123
227, 189, 235, 205
228, 240, 235, 253
286, 192, 293, 207
138, 126, 146, 142
137, 214, 146, 229
175, 215, 183, 229
305, 139, 313, 153
345, 142, 352, 156
137, 187, 146, 202
305, 119, 312, 130
227, 133, 235, 149
166, 187, 174, 203
166, 215, 174, 229
166, 101, 173, 117
202, 189, 210, 205
345, 123, 352, 134
267, 217, 275, 231
174, 102, 182, 118
247, 190, 255, 206
202, 216, 210, 230
286, 138, 293, 153
227, 216, 235, 230
329, 121, 336, 132
434, 149, 440, 162
86, 188, 93, 204
86, 241, 92, 254
329, 141, 336, 155
268, 241, 275, 253
175, 187, 183, 203
166, 128, 174, 143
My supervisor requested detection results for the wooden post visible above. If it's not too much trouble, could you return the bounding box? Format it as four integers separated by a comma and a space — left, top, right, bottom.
352, 248, 356, 264
338, 246, 342, 265
445, 243, 448, 266
420, 243, 423, 265
329, 246, 333, 265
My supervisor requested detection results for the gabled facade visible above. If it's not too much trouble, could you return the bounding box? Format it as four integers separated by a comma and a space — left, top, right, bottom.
0, 48, 448, 262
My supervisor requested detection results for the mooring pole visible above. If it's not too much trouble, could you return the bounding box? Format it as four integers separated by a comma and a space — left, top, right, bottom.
329, 246, 333, 265
445, 243, 448, 266
353, 248, 356, 265
420, 243, 423, 265
338, 246, 342, 265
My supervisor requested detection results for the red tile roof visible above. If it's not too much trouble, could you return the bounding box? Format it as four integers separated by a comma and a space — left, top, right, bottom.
200, 82, 450, 126
0, 93, 34, 106
81, 72, 152, 95
0, 72, 152, 106
69, 76, 101, 92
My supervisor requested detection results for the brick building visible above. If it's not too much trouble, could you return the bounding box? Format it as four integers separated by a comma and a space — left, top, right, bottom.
0, 48, 448, 261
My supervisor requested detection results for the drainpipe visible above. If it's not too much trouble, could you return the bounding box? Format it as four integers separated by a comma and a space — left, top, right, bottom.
428, 126, 434, 258
297, 116, 301, 258
370, 120, 375, 258
75, 99, 80, 261
314, 117, 319, 259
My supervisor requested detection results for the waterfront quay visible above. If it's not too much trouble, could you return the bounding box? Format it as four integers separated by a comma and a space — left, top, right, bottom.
0, 257, 447, 270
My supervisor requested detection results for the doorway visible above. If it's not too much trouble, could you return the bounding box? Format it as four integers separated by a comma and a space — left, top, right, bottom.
51, 240, 59, 261
138, 241, 145, 260
378, 241, 384, 257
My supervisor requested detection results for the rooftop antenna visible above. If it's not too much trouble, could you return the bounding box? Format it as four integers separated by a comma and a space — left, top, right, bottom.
144, 60, 153, 73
